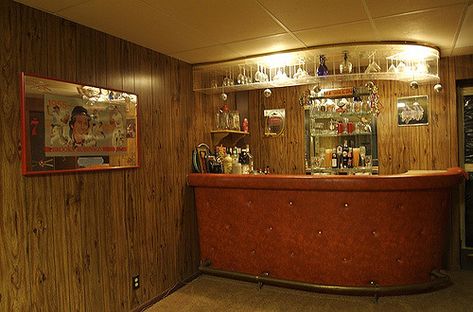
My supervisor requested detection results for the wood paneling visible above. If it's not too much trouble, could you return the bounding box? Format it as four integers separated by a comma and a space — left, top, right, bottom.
0, 1, 199, 311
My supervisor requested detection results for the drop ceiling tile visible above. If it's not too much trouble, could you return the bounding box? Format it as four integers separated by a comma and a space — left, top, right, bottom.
57, 0, 215, 55
140, 0, 286, 44
456, 4, 473, 48
373, 4, 465, 51
450, 46, 473, 55
364, 0, 467, 18
224, 34, 305, 59
170, 45, 242, 64
258, 0, 368, 31
15, 0, 89, 13
294, 21, 375, 47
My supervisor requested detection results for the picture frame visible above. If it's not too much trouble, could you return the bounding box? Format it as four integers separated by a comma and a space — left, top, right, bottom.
397, 95, 429, 126
20, 73, 140, 175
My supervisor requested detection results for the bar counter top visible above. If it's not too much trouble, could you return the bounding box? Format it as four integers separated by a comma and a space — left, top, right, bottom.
188, 167, 465, 191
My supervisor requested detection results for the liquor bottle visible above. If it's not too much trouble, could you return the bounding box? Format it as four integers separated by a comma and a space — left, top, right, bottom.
239, 148, 250, 174
347, 147, 353, 168
246, 145, 254, 173
317, 55, 329, 76
331, 148, 338, 169
342, 140, 349, 168
231, 147, 241, 174
223, 147, 233, 174
336, 144, 343, 169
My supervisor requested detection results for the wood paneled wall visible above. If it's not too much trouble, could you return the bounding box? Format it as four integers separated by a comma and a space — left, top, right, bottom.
0, 1, 202, 311
196, 56, 473, 175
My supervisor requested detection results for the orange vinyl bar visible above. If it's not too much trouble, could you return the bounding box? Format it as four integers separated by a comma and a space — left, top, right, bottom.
188, 168, 465, 295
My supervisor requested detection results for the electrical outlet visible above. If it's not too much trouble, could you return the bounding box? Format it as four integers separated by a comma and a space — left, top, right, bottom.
132, 275, 140, 289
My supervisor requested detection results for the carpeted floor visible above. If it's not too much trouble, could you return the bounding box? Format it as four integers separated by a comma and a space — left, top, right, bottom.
146, 271, 473, 311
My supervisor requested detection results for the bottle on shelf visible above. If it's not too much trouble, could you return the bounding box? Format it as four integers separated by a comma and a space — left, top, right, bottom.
347, 147, 353, 168
331, 148, 338, 169
317, 55, 329, 76
339, 51, 353, 74
231, 147, 241, 174
239, 148, 250, 174
223, 147, 233, 174
342, 140, 349, 169
242, 117, 249, 133
336, 144, 343, 169
246, 144, 254, 174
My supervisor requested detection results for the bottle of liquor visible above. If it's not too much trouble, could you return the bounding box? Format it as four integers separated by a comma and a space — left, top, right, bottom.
331, 148, 338, 169
246, 144, 254, 174
231, 147, 242, 174
336, 144, 343, 169
239, 148, 250, 174
317, 55, 329, 76
223, 147, 233, 174
342, 140, 349, 169
347, 147, 353, 168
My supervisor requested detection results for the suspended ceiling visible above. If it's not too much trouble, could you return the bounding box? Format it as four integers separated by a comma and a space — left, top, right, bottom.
15, 0, 473, 64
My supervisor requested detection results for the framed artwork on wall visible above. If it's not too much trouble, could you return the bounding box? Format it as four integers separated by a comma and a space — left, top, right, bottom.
397, 95, 429, 126
20, 73, 140, 175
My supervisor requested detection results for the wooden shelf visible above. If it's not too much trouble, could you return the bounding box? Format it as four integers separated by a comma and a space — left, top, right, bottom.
211, 130, 249, 148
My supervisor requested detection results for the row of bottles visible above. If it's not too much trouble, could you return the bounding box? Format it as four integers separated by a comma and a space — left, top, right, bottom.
311, 140, 373, 175
207, 145, 259, 175
215, 103, 249, 132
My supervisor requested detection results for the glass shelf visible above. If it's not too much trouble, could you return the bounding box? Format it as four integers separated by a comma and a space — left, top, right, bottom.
193, 42, 440, 94
309, 111, 374, 119
314, 132, 372, 138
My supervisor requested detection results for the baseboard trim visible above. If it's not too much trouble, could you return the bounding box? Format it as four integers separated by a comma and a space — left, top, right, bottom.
131, 271, 201, 312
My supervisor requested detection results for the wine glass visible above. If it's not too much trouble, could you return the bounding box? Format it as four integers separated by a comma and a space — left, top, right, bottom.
254, 64, 262, 82
365, 52, 381, 73
237, 66, 245, 84
387, 58, 397, 73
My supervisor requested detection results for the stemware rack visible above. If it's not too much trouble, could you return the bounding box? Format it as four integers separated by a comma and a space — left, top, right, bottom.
193, 42, 440, 94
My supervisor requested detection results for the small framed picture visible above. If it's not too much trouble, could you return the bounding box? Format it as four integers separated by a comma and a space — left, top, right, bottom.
397, 95, 429, 126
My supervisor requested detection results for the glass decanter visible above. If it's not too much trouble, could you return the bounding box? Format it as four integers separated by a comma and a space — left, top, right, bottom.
339, 51, 353, 74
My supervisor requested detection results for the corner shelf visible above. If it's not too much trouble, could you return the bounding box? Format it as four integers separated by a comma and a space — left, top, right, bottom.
211, 130, 249, 148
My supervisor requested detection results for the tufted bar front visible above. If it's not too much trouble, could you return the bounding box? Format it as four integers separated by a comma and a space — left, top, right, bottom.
188, 168, 465, 295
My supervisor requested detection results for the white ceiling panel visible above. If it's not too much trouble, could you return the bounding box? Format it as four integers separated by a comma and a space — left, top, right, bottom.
364, 0, 467, 18
14, 0, 90, 13
14, 0, 473, 63
224, 34, 305, 59
295, 21, 376, 47
374, 4, 465, 52
456, 4, 473, 48
140, 0, 286, 44
56, 0, 215, 55
451, 46, 473, 55
258, 0, 368, 32
170, 45, 242, 64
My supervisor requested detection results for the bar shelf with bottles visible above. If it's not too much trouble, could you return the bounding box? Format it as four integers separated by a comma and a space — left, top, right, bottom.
304, 84, 379, 175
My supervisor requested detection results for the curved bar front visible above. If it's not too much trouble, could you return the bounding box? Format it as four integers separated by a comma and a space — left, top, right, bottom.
188, 168, 465, 295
